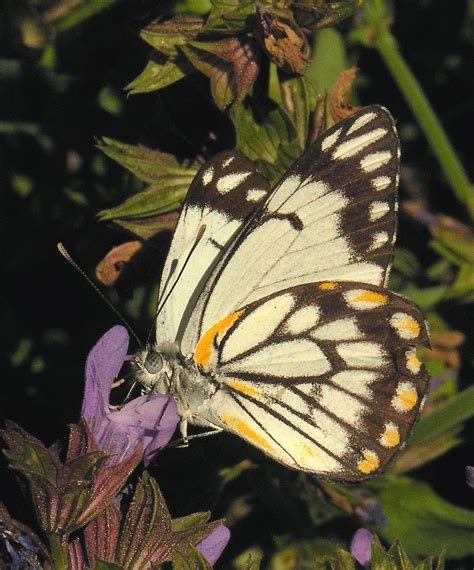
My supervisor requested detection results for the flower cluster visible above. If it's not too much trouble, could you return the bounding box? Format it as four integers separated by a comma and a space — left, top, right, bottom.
1, 327, 230, 569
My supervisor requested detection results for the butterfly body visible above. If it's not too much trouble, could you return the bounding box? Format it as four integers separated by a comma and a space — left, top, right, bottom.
136, 106, 430, 481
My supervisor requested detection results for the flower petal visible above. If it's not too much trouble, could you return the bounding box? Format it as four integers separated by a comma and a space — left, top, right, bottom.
196, 524, 230, 566
82, 326, 129, 424
350, 528, 373, 567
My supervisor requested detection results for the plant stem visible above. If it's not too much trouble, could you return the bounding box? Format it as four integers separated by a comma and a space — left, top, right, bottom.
363, 0, 474, 218
47, 533, 68, 570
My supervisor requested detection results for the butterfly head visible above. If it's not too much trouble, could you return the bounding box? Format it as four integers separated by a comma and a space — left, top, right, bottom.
135, 343, 179, 394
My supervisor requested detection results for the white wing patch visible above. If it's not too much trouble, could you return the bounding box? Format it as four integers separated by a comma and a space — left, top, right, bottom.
217, 171, 252, 194
222, 340, 331, 377
361, 151, 392, 172
336, 341, 387, 368
332, 128, 387, 160
220, 293, 295, 362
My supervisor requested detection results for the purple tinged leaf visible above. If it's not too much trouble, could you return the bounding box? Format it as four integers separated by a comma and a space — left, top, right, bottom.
196, 524, 231, 566
467, 466, 474, 489
83, 502, 121, 566
68, 538, 87, 570
182, 37, 260, 109
350, 528, 373, 567
116, 472, 172, 568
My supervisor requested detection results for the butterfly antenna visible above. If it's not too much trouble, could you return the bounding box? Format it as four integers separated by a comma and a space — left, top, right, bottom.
154, 225, 207, 320
57, 243, 143, 348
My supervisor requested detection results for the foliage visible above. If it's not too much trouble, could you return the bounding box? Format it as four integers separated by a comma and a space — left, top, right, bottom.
1, 0, 473, 568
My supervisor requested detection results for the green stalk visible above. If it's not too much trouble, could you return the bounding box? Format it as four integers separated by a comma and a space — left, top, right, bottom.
363, 0, 474, 218
47, 533, 68, 570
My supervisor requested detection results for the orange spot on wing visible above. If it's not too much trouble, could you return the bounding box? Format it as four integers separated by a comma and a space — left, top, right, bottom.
400, 317, 420, 336
319, 282, 338, 290
354, 291, 388, 304
398, 389, 417, 410
406, 353, 421, 374
195, 311, 242, 368
226, 379, 262, 400
381, 426, 400, 448
357, 450, 380, 474
221, 414, 271, 451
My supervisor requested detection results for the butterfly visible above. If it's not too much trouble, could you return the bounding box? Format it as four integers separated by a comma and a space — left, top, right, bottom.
135, 105, 430, 481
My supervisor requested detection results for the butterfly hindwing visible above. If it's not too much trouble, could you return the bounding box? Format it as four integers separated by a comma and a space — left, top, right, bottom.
193, 282, 429, 480
181, 106, 400, 354
153, 150, 271, 343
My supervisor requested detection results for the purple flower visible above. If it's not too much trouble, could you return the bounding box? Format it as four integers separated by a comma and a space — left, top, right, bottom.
350, 528, 373, 567
82, 326, 179, 465
196, 524, 231, 566
466, 466, 474, 489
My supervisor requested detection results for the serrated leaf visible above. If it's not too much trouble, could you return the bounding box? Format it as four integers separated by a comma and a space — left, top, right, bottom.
125, 54, 191, 95
181, 37, 259, 109
97, 139, 197, 229
97, 138, 196, 185
140, 15, 203, 57
99, 185, 188, 222
379, 477, 474, 558
230, 98, 298, 184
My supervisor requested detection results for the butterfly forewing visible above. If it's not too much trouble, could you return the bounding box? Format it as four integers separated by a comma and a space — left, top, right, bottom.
194, 282, 429, 480
152, 150, 271, 344
181, 106, 400, 354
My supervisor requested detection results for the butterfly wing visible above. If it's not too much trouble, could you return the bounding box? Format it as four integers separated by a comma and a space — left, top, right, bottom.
152, 150, 271, 344
181, 106, 400, 354
193, 282, 429, 480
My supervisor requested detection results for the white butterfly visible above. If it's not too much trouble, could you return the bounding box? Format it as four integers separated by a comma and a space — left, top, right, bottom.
135, 105, 430, 481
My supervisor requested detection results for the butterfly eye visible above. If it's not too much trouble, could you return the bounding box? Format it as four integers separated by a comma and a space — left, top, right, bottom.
144, 350, 164, 374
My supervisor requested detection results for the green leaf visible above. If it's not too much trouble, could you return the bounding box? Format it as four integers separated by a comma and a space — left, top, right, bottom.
387, 541, 415, 570
173, 545, 212, 570
97, 138, 197, 185
172, 512, 211, 533
140, 15, 203, 57
204, 0, 256, 34
99, 184, 188, 222
379, 477, 474, 558
307, 28, 348, 98
407, 385, 474, 448
279, 75, 313, 150
335, 548, 356, 570
230, 98, 298, 185
369, 535, 393, 570
393, 428, 462, 474
97, 138, 197, 232
125, 54, 191, 95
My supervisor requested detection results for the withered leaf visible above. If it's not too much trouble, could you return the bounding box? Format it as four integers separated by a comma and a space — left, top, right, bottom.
95, 241, 142, 287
